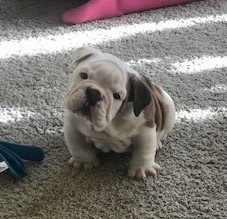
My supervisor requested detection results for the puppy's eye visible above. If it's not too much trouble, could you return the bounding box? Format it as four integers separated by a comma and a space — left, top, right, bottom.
80, 73, 88, 79
113, 93, 121, 100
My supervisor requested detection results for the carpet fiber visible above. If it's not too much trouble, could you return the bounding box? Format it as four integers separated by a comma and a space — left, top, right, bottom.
0, 0, 227, 218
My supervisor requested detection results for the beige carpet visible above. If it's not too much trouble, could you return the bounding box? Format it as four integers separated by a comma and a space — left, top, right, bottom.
1, 0, 227, 218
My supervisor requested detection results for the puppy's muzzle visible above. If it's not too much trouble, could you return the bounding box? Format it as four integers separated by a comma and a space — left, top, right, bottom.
82, 88, 102, 116
86, 88, 102, 107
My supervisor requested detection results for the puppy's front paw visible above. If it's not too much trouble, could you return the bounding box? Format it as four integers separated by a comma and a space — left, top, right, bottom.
69, 157, 100, 170
128, 163, 161, 179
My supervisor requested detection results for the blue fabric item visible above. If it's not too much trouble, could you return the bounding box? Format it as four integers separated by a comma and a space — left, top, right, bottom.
0, 141, 44, 179
0, 145, 27, 179
0, 141, 44, 161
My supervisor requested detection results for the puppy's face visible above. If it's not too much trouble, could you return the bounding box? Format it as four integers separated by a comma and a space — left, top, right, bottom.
65, 48, 128, 131
65, 47, 152, 132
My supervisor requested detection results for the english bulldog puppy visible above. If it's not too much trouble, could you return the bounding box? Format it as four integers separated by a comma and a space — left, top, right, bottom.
64, 47, 175, 179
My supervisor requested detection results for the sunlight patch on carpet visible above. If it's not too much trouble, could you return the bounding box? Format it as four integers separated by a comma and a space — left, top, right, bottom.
176, 107, 227, 122
171, 56, 227, 73
0, 14, 226, 59
127, 58, 161, 66
0, 108, 35, 123
203, 84, 227, 93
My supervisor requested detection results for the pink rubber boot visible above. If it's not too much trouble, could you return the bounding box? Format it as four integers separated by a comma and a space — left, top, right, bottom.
62, 0, 194, 24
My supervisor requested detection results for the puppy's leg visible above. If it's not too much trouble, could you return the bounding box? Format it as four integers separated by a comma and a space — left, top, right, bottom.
156, 90, 176, 151
128, 126, 161, 179
156, 131, 167, 150
64, 118, 100, 170
156, 133, 163, 150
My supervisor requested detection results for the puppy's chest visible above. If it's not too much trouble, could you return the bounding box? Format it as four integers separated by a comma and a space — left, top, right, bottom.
81, 122, 139, 153
77, 116, 145, 153
88, 135, 131, 153
86, 127, 133, 153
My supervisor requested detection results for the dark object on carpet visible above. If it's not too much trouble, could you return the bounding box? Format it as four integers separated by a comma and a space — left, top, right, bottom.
0, 141, 44, 179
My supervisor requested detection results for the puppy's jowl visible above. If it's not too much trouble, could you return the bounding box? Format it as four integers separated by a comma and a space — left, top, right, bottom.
64, 47, 175, 179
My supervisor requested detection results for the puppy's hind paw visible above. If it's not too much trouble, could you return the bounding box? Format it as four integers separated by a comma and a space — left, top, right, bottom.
68, 157, 100, 170
156, 141, 163, 150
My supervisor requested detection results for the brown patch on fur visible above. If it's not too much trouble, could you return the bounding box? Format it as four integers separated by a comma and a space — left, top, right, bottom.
141, 75, 169, 132
127, 74, 151, 117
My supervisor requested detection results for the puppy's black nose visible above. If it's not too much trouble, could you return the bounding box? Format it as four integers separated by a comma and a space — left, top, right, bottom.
85, 88, 101, 107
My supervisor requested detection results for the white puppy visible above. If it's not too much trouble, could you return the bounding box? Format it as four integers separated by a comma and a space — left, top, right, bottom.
64, 47, 175, 179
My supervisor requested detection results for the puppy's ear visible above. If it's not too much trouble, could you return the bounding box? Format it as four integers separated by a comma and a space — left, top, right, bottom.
71, 47, 101, 66
128, 74, 152, 117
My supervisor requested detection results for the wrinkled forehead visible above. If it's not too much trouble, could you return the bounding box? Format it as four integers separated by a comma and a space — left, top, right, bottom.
79, 58, 128, 87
